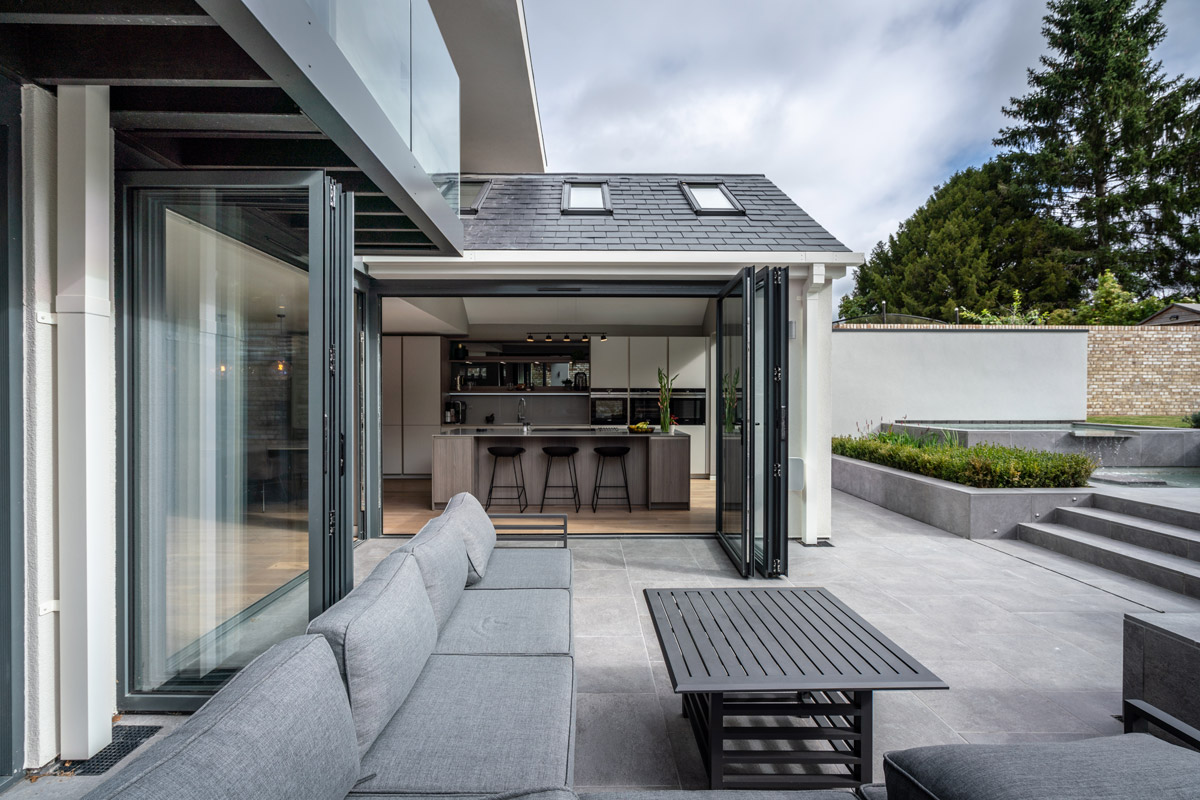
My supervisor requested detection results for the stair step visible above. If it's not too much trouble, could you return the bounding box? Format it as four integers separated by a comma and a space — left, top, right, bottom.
1017, 523, 1200, 599
1092, 493, 1200, 532
1054, 506, 1200, 561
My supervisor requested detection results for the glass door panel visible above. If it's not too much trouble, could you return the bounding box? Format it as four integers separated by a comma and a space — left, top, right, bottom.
715, 270, 752, 576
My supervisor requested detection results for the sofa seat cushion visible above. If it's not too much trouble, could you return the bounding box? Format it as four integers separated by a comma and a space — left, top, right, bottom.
367, 791, 577, 800
443, 492, 497, 585
578, 793, 859, 800
399, 513, 470, 628
436, 588, 571, 655
884, 733, 1200, 800
82, 635, 358, 800
469, 548, 573, 590
307, 550, 437, 756
355, 654, 575, 795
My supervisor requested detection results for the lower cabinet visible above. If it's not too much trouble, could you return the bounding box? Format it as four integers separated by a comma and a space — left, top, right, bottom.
382, 425, 404, 475
675, 425, 707, 475
402, 425, 439, 475
648, 435, 691, 508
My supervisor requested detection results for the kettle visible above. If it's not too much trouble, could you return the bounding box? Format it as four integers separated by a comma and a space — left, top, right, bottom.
573, 371, 589, 390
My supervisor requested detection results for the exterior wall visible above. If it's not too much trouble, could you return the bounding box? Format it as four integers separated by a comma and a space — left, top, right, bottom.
1087, 326, 1200, 416
831, 325, 1088, 435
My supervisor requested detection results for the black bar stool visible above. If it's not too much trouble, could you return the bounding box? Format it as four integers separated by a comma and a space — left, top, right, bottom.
592, 445, 632, 513
540, 445, 581, 513
485, 446, 528, 512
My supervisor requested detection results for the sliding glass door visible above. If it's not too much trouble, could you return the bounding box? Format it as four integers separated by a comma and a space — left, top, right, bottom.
715, 267, 789, 578
118, 172, 354, 708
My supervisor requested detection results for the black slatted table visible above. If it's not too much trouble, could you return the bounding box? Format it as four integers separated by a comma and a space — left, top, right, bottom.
644, 587, 947, 790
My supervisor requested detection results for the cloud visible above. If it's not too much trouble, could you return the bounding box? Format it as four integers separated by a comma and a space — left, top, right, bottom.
523, 0, 1200, 303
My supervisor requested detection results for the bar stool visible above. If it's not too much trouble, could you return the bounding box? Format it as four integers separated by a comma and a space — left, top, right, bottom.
540, 445, 581, 513
592, 445, 632, 513
485, 446, 528, 512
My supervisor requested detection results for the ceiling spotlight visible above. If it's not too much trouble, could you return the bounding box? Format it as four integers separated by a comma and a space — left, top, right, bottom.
545, 333, 552, 342
526, 333, 533, 342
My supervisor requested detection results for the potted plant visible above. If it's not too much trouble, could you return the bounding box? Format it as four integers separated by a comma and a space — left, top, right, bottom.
657, 367, 678, 433
722, 369, 740, 433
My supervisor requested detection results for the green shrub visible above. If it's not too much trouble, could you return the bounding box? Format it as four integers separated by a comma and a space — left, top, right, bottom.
832, 434, 1095, 489
1185, 412, 1200, 429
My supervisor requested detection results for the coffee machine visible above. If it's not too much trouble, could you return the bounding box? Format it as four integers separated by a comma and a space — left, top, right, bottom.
444, 400, 467, 424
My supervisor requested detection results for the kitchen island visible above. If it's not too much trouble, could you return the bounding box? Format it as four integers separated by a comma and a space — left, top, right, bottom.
432, 427, 690, 511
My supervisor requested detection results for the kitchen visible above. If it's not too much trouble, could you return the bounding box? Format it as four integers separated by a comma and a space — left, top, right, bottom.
379, 297, 719, 534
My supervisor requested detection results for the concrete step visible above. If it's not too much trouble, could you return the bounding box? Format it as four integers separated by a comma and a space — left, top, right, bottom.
1017, 522, 1200, 599
1054, 506, 1200, 561
1092, 493, 1200, 532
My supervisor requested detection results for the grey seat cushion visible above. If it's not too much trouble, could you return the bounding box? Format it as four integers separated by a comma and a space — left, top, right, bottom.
82, 635, 358, 800
578, 793, 857, 800
856, 785, 889, 800
399, 512, 470, 628
307, 550, 437, 756
436, 588, 571, 655
355, 654, 576, 794
369, 790, 578, 800
444, 491, 497, 584
883, 733, 1200, 800
469, 548, 572, 590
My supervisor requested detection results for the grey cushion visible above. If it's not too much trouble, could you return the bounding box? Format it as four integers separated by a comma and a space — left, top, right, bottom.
436, 588, 571, 655
856, 785, 889, 800
399, 512, 470, 628
469, 548, 573, 590
444, 491, 497, 584
82, 635, 358, 800
355, 654, 576, 794
369, 790, 578, 800
307, 551, 436, 756
578, 793, 857, 800
883, 733, 1200, 800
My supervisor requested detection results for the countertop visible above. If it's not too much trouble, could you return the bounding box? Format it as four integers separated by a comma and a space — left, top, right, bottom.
435, 426, 689, 438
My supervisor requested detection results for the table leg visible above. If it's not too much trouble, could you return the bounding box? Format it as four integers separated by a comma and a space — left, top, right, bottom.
708, 692, 724, 789
856, 691, 874, 784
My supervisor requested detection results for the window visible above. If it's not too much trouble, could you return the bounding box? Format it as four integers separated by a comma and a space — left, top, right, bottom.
680, 181, 746, 215
458, 180, 492, 215
561, 180, 612, 215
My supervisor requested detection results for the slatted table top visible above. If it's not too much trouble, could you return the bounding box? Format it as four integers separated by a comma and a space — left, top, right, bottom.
644, 587, 948, 693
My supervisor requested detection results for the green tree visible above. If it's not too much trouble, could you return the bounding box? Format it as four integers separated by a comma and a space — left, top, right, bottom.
841, 159, 1083, 320
994, 0, 1200, 297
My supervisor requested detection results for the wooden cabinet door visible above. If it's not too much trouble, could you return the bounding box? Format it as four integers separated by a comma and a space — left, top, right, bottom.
589, 335, 629, 390
648, 435, 691, 506
629, 336, 668, 389
668, 337, 707, 389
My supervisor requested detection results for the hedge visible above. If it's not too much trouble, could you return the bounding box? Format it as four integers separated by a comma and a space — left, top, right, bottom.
831, 435, 1095, 489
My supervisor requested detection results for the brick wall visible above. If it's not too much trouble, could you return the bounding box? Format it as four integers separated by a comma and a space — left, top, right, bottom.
1087, 326, 1200, 416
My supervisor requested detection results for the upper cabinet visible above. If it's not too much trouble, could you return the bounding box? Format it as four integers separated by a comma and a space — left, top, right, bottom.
628, 337, 669, 389
668, 337, 707, 389
590, 336, 630, 390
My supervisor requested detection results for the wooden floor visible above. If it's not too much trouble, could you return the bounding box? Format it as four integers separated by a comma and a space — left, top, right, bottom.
383, 477, 717, 535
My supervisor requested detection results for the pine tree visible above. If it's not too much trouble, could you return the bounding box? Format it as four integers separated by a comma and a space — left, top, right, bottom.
839, 159, 1083, 321
994, 0, 1200, 297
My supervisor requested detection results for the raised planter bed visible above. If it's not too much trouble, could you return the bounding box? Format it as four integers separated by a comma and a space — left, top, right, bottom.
832, 455, 1093, 539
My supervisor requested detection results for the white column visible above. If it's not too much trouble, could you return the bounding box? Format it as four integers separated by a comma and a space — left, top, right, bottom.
55, 85, 115, 760
790, 264, 833, 544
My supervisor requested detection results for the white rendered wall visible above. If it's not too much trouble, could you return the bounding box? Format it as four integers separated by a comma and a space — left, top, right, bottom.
831, 328, 1089, 436
793, 268, 834, 543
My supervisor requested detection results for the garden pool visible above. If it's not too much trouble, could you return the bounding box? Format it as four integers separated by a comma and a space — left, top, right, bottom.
1090, 467, 1200, 489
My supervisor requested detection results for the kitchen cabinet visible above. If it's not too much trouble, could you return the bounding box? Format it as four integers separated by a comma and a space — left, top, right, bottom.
589, 336, 629, 389
628, 336, 668, 389
402, 424, 439, 474
382, 424, 404, 475
675, 424, 707, 475
402, 336, 442, 424
381, 336, 404, 425
668, 337, 707, 390
648, 435, 691, 508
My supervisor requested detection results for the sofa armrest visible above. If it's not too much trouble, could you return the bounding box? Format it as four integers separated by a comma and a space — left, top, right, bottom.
489, 513, 568, 546
1124, 698, 1200, 750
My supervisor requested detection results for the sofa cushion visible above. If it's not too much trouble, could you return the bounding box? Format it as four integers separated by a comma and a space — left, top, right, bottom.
307, 551, 437, 756
399, 513, 470, 628
883, 733, 1200, 800
82, 635, 358, 800
436, 588, 571, 655
469, 548, 573, 590
368, 790, 578, 800
578, 793, 860, 800
444, 491, 497, 584
354, 654, 576, 794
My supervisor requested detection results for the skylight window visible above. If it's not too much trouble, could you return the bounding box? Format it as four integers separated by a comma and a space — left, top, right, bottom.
457, 180, 492, 216
680, 181, 746, 215
561, 181, 612, 215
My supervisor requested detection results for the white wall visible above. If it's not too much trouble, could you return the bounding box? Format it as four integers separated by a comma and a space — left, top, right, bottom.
831, 327, 1089, 436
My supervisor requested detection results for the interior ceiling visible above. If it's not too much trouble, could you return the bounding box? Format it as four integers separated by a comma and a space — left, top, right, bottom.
381, 296, 710, 334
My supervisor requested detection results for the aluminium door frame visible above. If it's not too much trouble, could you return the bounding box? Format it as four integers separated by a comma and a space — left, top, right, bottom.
714, 268, 754, 577
114, 169, 352, 711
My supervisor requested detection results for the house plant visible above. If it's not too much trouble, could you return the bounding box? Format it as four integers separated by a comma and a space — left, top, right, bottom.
657, 367, 678, 433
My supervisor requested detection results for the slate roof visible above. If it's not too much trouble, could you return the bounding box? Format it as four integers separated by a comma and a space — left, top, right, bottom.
461, 173, 850, 252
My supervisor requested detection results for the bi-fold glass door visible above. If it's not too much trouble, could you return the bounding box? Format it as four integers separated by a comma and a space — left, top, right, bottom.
117, 171, 355, 709
715, 267, 789, 578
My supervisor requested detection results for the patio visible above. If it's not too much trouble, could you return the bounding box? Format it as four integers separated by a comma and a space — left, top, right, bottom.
11, 489, 1200, 797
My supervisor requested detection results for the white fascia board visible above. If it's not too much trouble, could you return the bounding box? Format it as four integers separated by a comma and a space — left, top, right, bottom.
515, 0, 547, 171
365, 249, 863, 281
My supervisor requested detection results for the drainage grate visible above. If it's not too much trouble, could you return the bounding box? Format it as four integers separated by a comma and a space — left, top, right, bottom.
798, 540, 835, 548
59, 725, 162, 776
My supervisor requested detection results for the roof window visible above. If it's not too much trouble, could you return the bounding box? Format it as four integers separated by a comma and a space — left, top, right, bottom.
680, 181, 745, 215
561, 181, 612, 215
457, 180, 492, 216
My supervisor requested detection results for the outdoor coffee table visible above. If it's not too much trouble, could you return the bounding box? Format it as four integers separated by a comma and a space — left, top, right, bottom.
644, 587, 947, 790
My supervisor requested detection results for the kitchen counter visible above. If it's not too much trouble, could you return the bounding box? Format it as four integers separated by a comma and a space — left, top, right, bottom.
431, 427, 691, 510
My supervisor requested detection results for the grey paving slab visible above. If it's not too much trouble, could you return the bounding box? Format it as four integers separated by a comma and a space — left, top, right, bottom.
571, 547, 627, 570
575, 635, 655, 693
573, 693, 680, 787
574, 568, 634, 598
575, 594, 644, 636
916, 688, 1098, 734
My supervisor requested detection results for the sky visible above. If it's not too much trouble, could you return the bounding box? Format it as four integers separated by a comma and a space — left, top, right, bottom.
522, 0, 1200, 302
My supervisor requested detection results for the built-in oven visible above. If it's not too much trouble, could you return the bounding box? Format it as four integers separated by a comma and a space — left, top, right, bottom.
669, 391, 706, 425
590, 393, 629, 425
629, 393, 660, 426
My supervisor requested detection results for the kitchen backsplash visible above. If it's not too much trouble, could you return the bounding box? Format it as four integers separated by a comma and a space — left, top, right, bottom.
461, 394, 589, 425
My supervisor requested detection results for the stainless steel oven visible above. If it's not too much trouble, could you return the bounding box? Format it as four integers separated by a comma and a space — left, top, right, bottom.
590, 393, 629, 425
669, 391, 706, 425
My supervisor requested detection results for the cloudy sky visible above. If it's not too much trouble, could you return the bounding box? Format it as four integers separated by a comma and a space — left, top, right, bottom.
523, 0, 1200, 300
